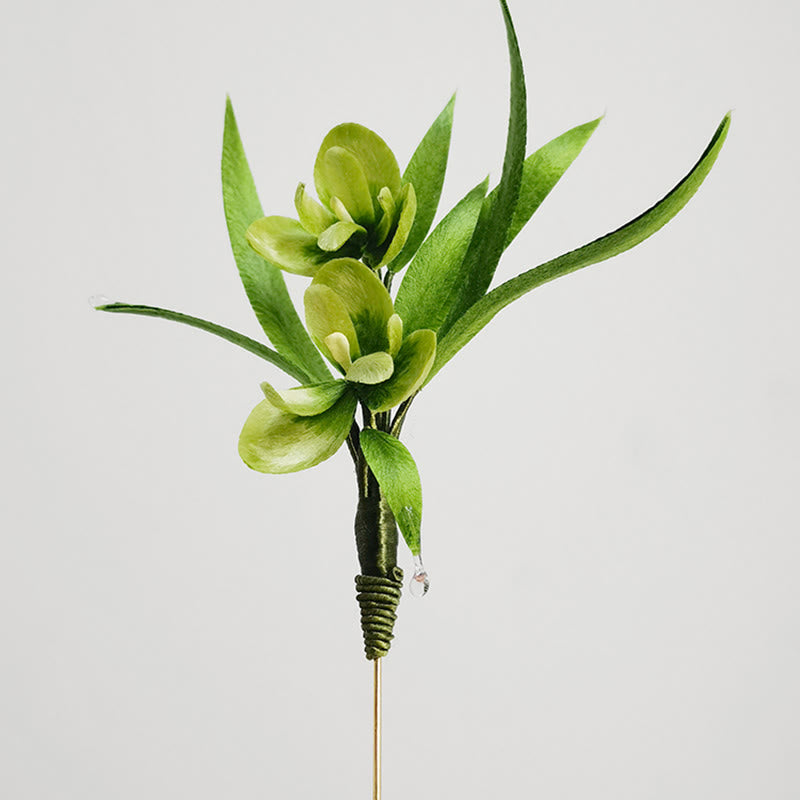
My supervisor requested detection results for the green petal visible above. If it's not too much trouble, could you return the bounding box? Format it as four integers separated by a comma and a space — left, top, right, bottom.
379, 183, 417, 270
359, 429, 423, 555
314, 123, 401, 211
311, 258, 394, 354
260, 379, 347, 416
387, 313, 403, 357
246, 216, 327, 277
317, 220, 367, 252
304, 283, 360, 363
373, 187, 396, 246
295, 183, 336, 235
346, 352, 394, 385
316, 146, 375, 226
238, 388, 357, 474
362, 329, 436, 412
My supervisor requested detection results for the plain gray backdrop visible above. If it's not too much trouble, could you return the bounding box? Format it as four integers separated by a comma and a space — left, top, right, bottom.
2, 0, 798, 797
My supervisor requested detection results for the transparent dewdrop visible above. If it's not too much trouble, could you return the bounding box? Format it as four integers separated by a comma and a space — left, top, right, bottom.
410, 554, 430, 598
88, 295, 111, 308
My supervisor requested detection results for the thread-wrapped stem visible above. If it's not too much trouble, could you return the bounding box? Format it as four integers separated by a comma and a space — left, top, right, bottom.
355, 568, 403, 660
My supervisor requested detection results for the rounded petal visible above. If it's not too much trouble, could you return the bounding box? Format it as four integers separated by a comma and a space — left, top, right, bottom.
246, 216, 327, 276
316, 146, 375, 226
311, 258, 394, 354
362, 329, 436, 412
259, 379, 347, 416
304, 283, 360, 364
314, 123, 401, 211
378, 183, 417, 270
317, 220, 367, 252
295, 183, 336, 235
238, 388, 357, 474
345, 352, 394, 385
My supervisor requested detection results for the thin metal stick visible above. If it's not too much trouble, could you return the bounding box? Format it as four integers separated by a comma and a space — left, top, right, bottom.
373, 657, 382, 800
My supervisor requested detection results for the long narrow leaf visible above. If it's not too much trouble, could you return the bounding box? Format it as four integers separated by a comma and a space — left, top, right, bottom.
503, 116, 602, 247
222, 98, 330, 382
390, 94, 457, 273
439, 0, 527, 336
96, 303, 312, 383
360, 429, 423, 556
429, 112, 732, 382
394, 179, 488, 335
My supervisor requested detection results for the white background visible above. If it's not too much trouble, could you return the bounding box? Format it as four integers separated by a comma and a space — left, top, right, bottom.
2, 0, 798, 797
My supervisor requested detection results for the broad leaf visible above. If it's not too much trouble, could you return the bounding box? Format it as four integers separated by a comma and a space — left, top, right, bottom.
390, 94, 456, 273
222, 98, 329, 383
439, 0, 527, 336
96, 303, 311, 383
239, 388, 357, 474
428, 112, 732, 382
360, 429, 423, 555
394, 179, 488, 335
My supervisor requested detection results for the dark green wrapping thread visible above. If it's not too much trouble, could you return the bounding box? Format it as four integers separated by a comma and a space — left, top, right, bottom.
355, 568, 404, 660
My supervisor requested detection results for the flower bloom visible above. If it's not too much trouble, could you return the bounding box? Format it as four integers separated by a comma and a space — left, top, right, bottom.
239, 259, 435, 473
246, 124, 416, 276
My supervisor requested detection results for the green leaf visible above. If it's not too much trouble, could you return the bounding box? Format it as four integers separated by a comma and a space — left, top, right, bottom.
96, 303, 311, 383
362, 329, 436, 412
360, 429, 423, 555
246, 216, 327, 276
390, 94, 456, 272
394, 179, 488, 335
239, 387, 357, 474
222, 98, 329, 383
428, 112, 732, 383
439, 0, 527, 335
504, 116, 602, 247
260, 379, 347, 416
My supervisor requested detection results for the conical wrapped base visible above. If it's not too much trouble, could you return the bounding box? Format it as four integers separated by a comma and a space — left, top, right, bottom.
355, 567, 403, 659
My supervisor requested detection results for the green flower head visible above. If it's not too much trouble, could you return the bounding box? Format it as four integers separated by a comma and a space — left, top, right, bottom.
246, 124, 417, 277
238, 258, 435, 474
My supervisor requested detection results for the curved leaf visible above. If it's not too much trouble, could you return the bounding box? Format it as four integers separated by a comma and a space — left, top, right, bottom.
95, 302, 311, 383
360, 429, 423, 555
391, 93, 456, 272
222, 98, 329, 382
429, 112, 732, 382
439, 0, 527, 335
504, 116, 602, 247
